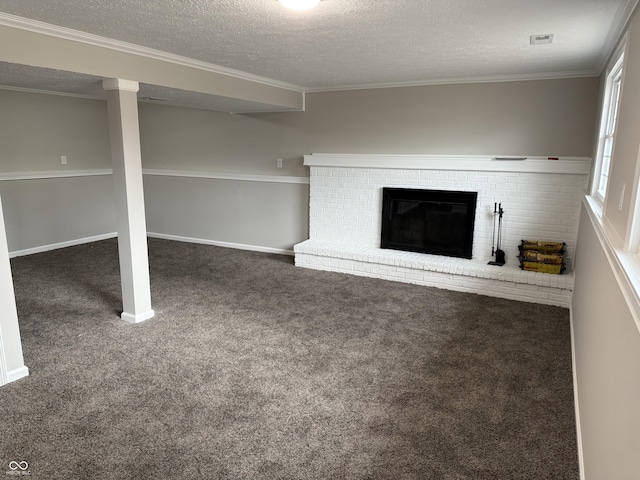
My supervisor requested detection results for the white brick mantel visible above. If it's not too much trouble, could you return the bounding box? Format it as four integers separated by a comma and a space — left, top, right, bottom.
295, 153, 591, 307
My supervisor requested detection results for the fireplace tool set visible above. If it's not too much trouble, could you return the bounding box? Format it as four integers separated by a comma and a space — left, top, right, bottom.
488, 202, 506, 266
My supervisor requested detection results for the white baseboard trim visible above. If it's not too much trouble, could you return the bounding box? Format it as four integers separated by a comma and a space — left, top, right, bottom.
8, 231, 295, 258
569, 308, 586, 480
147, 232, 295, 256
6, 365, 29, 384
121, 309, 155, 324
9, 232, 117, 258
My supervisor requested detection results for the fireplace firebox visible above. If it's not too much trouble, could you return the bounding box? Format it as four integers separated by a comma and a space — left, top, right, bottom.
381, 188, 477, 259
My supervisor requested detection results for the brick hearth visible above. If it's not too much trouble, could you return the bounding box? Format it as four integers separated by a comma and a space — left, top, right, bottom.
294, 154, 591, 307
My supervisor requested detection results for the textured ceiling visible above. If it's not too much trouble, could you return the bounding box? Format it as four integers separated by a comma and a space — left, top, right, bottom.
0, 0, 635, 111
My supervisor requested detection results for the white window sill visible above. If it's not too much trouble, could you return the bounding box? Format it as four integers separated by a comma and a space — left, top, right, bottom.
586, 195, 604, 220
583, 195, 640, 333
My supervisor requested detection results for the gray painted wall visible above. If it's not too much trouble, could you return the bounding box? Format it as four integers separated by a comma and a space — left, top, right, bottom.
0, 89, 111, 173
270, 78, 598, 159
0, 176, 116, 253
143, 175, 308, 252
136, 78, 598, 252
571, 5, 640, 479
0, 89, 116, 253
139, 103, 295, 175
140, 78, 599, 177
1, 78, 597, 253
572, 207, 640, 479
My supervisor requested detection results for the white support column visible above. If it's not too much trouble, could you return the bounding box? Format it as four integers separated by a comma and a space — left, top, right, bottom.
103, 79, 154, 323
0, 193, 28, 386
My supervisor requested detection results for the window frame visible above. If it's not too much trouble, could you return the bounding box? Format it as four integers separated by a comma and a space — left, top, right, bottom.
592, 49, 625, 206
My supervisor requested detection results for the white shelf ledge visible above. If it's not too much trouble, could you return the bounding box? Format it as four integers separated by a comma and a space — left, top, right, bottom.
304, 153, 591, 175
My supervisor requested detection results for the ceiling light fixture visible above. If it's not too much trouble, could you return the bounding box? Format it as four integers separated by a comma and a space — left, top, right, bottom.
278, 0, 321, 11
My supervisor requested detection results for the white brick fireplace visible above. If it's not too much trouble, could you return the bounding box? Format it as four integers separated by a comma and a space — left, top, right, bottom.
294, 154, 591, 307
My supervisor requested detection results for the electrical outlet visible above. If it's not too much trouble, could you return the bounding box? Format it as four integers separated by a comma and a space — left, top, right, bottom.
60, 155, 67, 165
277, 158, 283, 168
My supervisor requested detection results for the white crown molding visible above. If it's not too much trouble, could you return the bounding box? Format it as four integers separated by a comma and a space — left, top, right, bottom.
304, 153, 592, 175
595, 0, 640, 75
0, 12, 305, 93
303, 70, 599, 93
0, 84, 104, 100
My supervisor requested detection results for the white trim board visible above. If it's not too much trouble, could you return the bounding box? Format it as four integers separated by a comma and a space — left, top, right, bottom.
0, 169, 310, 185
0, 325, 7, 386
0, 169, 112, 181
9, 231, 295, 259
147, 232, 295, 256
304, 154, 592, 175
143, 169, 310, 185
121, 310, 155, 324
6, 365, 29, 384
306, 70, 599, 93
569, 308, 586, 480
595, 0, 640, 75
9, 232, 117, 258
583, 196, 640, 335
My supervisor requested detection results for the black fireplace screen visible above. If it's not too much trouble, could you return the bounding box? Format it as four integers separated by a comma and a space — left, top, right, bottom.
381, 188, 477, 259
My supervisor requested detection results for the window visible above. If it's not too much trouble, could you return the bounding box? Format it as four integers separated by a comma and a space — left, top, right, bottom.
593, 52, 624, 204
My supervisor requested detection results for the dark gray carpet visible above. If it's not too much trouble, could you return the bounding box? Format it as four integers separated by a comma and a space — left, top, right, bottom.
0, 238, 578, 479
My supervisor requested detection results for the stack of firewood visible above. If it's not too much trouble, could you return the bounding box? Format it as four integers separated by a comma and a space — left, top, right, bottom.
518, 240, 566, 274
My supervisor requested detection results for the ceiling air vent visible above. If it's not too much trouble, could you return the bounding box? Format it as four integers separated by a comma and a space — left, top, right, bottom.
530, 33, 554, 45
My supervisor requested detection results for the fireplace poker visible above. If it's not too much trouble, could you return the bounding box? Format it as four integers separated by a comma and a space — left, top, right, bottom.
489, 202, 506, 266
